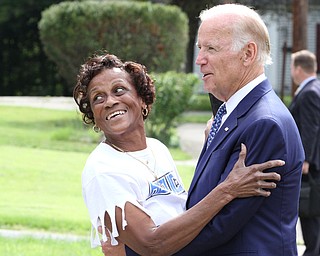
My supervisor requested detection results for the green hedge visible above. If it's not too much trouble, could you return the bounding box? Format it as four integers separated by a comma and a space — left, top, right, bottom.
146, 72, 199, 146
39, 1, 189, 88
187, 93, 212, 111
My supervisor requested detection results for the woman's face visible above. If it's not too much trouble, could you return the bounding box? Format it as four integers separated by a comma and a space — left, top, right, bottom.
87, 67, 145, 138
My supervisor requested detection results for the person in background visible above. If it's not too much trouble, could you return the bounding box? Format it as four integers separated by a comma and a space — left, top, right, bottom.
174, 4, 305, 255
289, 49, 320, 256
73, 52, 283, 256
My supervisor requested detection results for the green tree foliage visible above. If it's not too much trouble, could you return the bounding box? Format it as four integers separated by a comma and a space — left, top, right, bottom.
38, 1, 189, 89
0, 0, 67, 96
146, 72, 199, 146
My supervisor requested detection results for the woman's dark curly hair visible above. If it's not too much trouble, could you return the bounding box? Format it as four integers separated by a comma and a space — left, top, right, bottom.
73, 53, 156, 125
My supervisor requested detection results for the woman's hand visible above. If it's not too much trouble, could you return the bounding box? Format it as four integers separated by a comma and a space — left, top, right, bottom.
101, 240, 126, 256
98, 226, 126, 256
224, 143, 283, 198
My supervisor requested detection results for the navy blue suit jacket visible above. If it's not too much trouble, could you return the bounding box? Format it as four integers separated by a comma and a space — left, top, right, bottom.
175, 79, 305, 256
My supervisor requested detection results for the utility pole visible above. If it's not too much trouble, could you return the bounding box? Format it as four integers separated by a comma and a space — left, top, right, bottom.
292, 0, 308, 96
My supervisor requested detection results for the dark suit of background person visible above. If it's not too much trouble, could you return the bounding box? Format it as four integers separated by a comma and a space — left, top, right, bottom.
174, 4, 304, 256
289, 50, 320, 256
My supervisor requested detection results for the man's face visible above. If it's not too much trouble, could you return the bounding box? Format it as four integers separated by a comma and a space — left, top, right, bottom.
195, 17, 245, 101
291, 61, 302, 86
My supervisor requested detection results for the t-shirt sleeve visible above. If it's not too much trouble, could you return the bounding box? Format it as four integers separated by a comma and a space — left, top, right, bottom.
82, 172, 149, 248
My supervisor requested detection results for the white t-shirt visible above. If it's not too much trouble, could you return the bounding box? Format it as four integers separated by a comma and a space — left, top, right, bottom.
82, 137, 188, 247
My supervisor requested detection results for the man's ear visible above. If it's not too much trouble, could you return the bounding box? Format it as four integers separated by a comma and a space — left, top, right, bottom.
242, 42, 257, 66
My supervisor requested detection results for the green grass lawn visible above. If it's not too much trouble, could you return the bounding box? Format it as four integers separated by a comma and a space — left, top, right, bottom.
0, 145, 90, 234
0, 105, 196, 254
0, 106, 100, 234
0, 236, 102, 256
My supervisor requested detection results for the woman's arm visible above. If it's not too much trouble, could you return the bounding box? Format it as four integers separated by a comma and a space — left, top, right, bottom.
104, 144, 283, 256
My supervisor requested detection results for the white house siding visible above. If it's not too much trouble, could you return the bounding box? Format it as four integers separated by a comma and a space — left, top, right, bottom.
264, 7, 320, 95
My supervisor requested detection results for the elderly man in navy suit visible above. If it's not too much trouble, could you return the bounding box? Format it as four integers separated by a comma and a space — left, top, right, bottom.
175, 4, 305, 256
289, 49, 320, 256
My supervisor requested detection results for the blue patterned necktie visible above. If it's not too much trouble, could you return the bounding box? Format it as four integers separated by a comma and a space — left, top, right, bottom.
207, 103, 226, 149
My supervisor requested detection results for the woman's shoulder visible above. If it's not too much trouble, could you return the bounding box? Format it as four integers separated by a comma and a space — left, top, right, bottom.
87, 142, 109, 159
83, 142, 116, 172
146, 137, 168, 149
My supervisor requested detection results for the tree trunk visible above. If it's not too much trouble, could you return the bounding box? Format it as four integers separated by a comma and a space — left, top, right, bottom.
292, 0, 308, 95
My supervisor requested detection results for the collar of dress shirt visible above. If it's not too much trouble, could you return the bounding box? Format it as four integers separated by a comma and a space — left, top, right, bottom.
221, 73, 267, 124
296, 76, 317, 94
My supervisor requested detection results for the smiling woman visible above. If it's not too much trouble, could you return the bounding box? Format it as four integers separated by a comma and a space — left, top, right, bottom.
73, 52, 283, 256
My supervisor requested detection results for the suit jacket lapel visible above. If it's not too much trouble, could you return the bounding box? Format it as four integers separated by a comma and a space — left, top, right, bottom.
188, 80, 273, 195
188, 110, 238, 194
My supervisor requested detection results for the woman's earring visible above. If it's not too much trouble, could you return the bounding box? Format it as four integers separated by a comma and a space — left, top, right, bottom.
142, 107, 149, 117
93, 124, 101, 133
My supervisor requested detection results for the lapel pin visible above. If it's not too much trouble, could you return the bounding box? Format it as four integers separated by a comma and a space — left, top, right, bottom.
224, 127, 229, 132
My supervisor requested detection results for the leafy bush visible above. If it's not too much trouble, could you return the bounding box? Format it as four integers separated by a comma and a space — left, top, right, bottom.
38, 1, 189, 88
187, 93, 212, 111
282, 95, 292, 107
146, 72, 200, 146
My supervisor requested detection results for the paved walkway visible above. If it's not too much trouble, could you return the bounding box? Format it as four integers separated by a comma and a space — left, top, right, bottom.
0, 96, 306, 254
0, 229, 86, 241
0, 96, 77, 110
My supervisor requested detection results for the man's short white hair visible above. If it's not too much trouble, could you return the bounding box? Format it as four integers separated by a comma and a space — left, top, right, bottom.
199, 4, 272, 66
